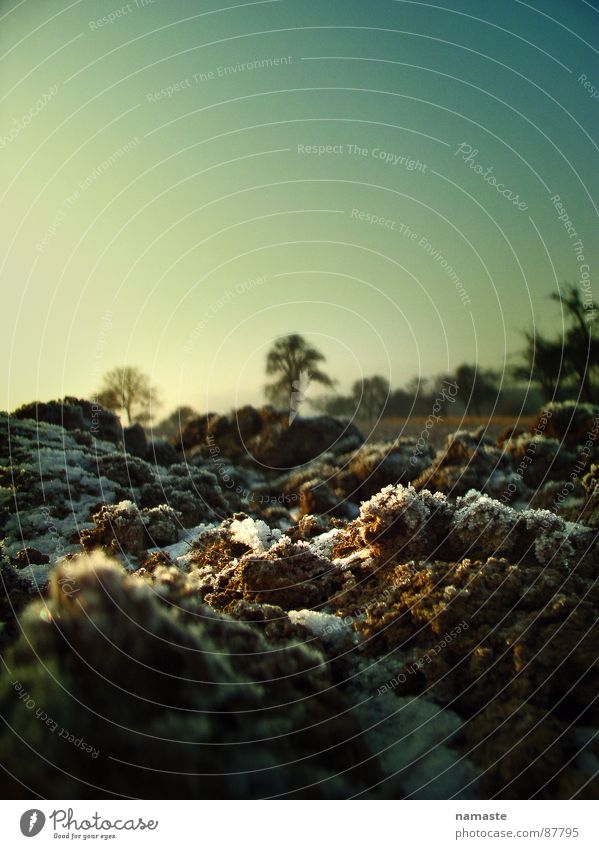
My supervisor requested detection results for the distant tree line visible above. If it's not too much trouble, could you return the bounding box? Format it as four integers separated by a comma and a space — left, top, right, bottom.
303, 284, 599, 420
96, 284, 597, 429
310, 368, 544, 421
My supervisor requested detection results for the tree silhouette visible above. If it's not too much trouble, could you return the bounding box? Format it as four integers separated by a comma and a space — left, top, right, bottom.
154, 405, 199, 439
96, 366, 160, 425
309, 393, 355, 417
454, 364, 499, 415
512, 331, 564, 400
264, 334, 334, 413
551, 284, 598, 402
352, 375, 390, 420
515, 283, 598, 402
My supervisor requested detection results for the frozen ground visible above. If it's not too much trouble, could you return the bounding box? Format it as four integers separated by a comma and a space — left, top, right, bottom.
1, 400, 598, 799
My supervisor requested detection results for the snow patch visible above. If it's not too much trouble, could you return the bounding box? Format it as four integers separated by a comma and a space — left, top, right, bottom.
229, 516, 282, 553
288, 609, 357, 648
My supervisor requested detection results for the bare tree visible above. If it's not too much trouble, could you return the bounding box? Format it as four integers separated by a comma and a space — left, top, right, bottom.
96, 366, 160, 425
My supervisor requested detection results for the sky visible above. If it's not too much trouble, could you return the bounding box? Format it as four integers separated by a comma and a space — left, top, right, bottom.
1, 0, 598, 415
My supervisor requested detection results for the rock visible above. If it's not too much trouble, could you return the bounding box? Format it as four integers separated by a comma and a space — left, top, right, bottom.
175, 405, 364, 468
146, 438, 177, 467
123, 423, 147, 458
259, 414, 363, 467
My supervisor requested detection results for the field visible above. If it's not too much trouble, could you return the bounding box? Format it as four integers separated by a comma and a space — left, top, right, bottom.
360, 415, 537, 446
2, 400, 598, 800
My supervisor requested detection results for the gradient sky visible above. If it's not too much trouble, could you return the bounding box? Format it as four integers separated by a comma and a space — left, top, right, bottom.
1, 0, 598, 415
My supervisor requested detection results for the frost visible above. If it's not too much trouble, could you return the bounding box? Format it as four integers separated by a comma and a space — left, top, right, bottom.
288, 609, 357, 649
142, 504, 182, 547
147, 523, 213, 566
452, 490, 518, 555
307, 528, 344, 559
11, 563, 52, 590
229, 516, 282, 553
522, 508, 577, 565
350, 483, 596, 568
345, 657, 480, 799
359, 483, 434, 534
3, 401, 599, 799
